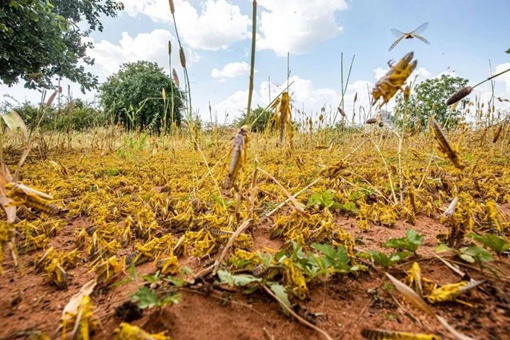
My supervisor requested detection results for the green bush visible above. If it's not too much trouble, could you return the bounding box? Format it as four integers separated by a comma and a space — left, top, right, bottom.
100, 61, 184, 133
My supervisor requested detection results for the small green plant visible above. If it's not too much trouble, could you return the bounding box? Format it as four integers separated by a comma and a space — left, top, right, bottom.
307, 189, 341, 210
307, 189, 358, 214
130, 270, 180, 310
112, 261, 137, 287
311, 243, 365, 273
210, 194, 235, 209
436, 243, 494, 269
130, 286, 180, 309
164, 266, 194, 287
382, 229, 424, 253
357, 250, 412, 268
217, 269, 261, 287
471, 233, 510, 255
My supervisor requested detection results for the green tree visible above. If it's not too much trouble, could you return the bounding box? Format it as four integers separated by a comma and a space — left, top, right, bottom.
0, 0, 124, 91
394, 75, 469, 130
236, 106, 273, 132
100, 61, 184, 133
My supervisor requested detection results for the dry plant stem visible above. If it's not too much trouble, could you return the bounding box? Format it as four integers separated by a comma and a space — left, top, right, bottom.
397, 134, 404, 205
13, 145, 30, 182
427, 250, 466, 278
341, 174, 390, 204
473, 67, 510, 89
417, 148, 435, 191
334, 53, 356, 125
265, 178, 320, 218
263, 327, 275, 340
248, 167, 259, 221
213, 219, 253, 275
169, 1, 192, 117
386, 273, 475, 340
369, 138, 398, 204
245, 0, 257, 125
257, 167, 308, 216
339, 138, 368, 161
389, 293, 422, 326
261, 285, 333, 340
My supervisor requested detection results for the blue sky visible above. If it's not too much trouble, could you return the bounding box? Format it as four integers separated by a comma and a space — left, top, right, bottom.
2, 0, 510, 124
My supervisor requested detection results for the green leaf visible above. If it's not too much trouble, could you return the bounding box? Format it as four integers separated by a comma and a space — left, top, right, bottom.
460, 246, 494, 264
306, 193, 322, 208
382, 229, 424, 252
311, 243, 336, 259
340, 201, 358, 213
435, 243, 452, 253
111, 260, 137, 287
141, 271, 161, 284
268, 283, 291, 315
357, 250, 410, 268
472, 233, 510, 255
406, 229, 425, 246
312, 243, 351, 272
131, 287, 159, 309
506, 48, 510, 54
217, 270, 261, 287
329, 202, 342, 210
160, 293, 180, 305
389, 251, 412, 263
459, 254, 475, 263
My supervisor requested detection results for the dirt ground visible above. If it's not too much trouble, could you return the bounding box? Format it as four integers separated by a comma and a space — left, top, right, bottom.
1, 214, 509, 340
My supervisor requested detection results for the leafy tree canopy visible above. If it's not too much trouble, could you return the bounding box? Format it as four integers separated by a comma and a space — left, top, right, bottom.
394, 74, 469, 130
0, 0, 124, 92
100, 61, 184, 133
236, 106, 274, 132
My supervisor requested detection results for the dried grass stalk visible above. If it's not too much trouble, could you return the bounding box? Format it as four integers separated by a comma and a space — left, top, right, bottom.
172, 68, 180, 87
179, 47, 186, 68
446, 86, 472, 106
385, 273, 435, 316
168, 0, 175, 15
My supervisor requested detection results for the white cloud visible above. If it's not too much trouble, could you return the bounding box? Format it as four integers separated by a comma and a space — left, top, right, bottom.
494, 63, 510, 95
257, 0, 348, 56
88, 29, 199, 77
211, 62, 251, 81
121, 0, 250, 50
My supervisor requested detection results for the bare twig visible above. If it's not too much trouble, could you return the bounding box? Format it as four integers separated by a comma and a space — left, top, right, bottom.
261, 284, 333, 340
257, 167, 308, 216
213, 219, 253, 275
264, 178, 319, 218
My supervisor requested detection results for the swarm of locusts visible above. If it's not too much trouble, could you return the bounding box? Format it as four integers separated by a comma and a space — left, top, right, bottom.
1, 42, 510, 340
1, 108, 509, 338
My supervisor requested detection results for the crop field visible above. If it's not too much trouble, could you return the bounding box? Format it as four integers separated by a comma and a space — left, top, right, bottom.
1, 116, 510, 340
